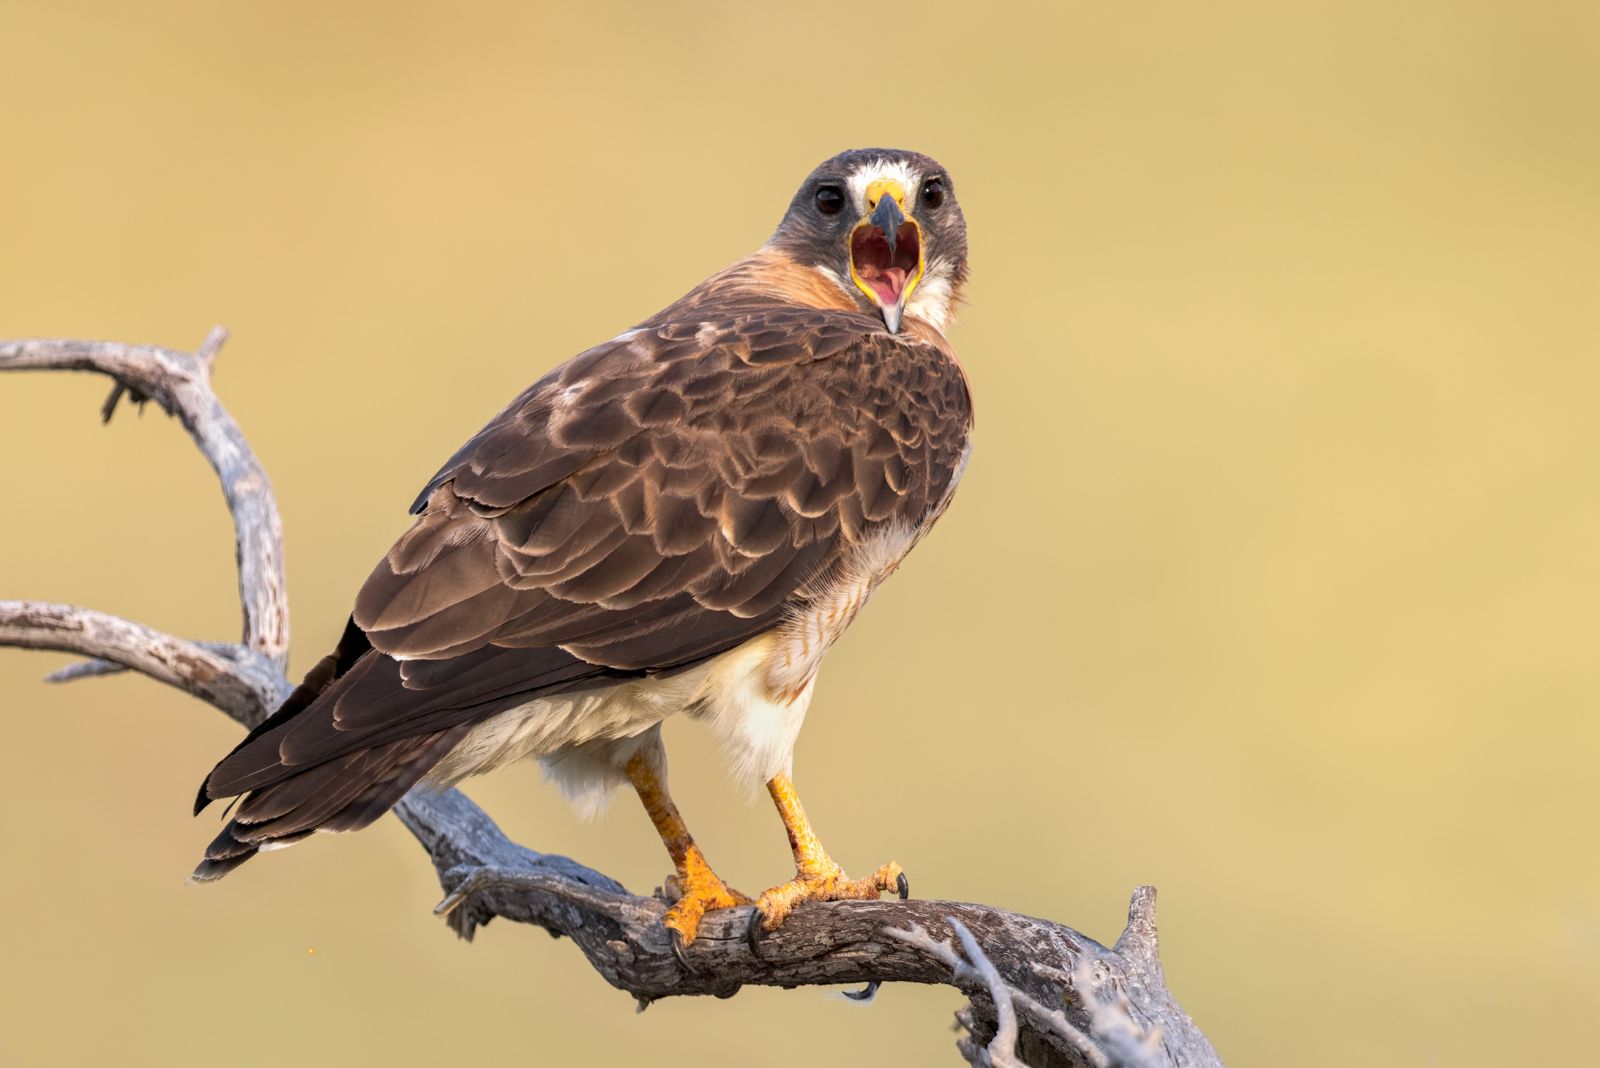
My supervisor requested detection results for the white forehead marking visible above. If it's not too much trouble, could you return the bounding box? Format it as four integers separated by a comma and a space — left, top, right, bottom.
846, 158, 922, 213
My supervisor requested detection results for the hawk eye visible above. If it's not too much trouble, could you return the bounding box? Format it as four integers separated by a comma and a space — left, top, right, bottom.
814, 185, 845, 215
921, 177, 946, 210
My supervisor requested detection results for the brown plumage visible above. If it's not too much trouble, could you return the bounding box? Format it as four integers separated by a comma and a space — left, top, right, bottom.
193, 149, 973, 941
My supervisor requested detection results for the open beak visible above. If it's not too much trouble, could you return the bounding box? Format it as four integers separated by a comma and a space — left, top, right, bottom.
849, 179, 925, 334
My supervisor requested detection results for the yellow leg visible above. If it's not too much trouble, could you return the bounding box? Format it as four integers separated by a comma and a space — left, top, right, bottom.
625, 752, 748, 947
752, 772, 905, 932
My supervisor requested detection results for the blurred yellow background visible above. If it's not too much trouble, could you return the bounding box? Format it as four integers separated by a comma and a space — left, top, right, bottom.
2, 2, 1597, 1065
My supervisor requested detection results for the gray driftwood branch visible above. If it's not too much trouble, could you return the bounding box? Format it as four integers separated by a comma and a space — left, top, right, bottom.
0, 332, 1223, 1068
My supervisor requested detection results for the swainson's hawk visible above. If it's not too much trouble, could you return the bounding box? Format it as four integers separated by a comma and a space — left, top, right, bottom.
194, 148, 974, 950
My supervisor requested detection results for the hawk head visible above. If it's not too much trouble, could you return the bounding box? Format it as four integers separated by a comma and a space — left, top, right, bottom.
770, 148, 969, 335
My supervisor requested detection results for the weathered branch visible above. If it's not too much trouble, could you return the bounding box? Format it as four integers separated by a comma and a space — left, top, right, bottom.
0, 600, 285, 723
0, 329, 289, 667
0, 332, 1223, 1068
41, 638, 246, 684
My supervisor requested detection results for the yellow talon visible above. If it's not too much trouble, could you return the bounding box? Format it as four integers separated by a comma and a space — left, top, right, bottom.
753, 858, 903, 931
661, 846, 751, 946
750, 772, 904, 932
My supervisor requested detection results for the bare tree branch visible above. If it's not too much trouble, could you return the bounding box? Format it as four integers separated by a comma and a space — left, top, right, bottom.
0, 600, 285, 723
0, 329, 289, 667
887, 919, 1104, 1068
41, 638, 246, 684
398, 787, 1215, 1067
0, 332, 1224, 1068
950, 918, 1029, 1068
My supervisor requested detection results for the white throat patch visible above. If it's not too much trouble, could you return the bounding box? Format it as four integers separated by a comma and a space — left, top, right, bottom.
905, 257, 957, 333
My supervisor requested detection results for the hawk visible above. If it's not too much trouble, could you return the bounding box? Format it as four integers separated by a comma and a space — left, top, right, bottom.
193, 148, 974, 952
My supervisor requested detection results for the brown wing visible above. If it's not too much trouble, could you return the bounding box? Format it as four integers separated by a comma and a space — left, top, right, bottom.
193, 305, 972, 875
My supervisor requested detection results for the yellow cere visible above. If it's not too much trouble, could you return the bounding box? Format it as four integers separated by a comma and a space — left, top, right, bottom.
864, 178, 906, 210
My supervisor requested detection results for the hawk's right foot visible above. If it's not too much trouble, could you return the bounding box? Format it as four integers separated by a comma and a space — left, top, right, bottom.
661, 850, 750, 954
625, 751, 748, 959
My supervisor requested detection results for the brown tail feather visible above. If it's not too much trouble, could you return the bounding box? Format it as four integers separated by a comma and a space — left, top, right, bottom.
190, 724, 469, 881
191, 617, 468, 881
195, 617, 370, 816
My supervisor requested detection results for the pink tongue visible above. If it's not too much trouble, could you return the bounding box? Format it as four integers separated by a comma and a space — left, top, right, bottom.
870, 267, 908, 305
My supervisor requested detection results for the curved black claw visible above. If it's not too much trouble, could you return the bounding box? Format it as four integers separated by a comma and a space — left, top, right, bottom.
842, 981, 881, 1002
669, 927, 698, 973
746, 907, 766, 957
897, 871, 910, 900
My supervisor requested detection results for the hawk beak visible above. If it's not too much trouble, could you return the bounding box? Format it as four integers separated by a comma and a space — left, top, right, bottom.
871, 194, 906, 256
849, 179, 925, 335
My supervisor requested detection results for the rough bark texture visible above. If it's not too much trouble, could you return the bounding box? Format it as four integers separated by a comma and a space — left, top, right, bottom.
0, 331, 1223, 1068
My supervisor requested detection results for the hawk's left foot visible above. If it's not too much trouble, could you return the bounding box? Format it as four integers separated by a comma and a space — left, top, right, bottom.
748, 858, 908, 945
748, 773, 912, 950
